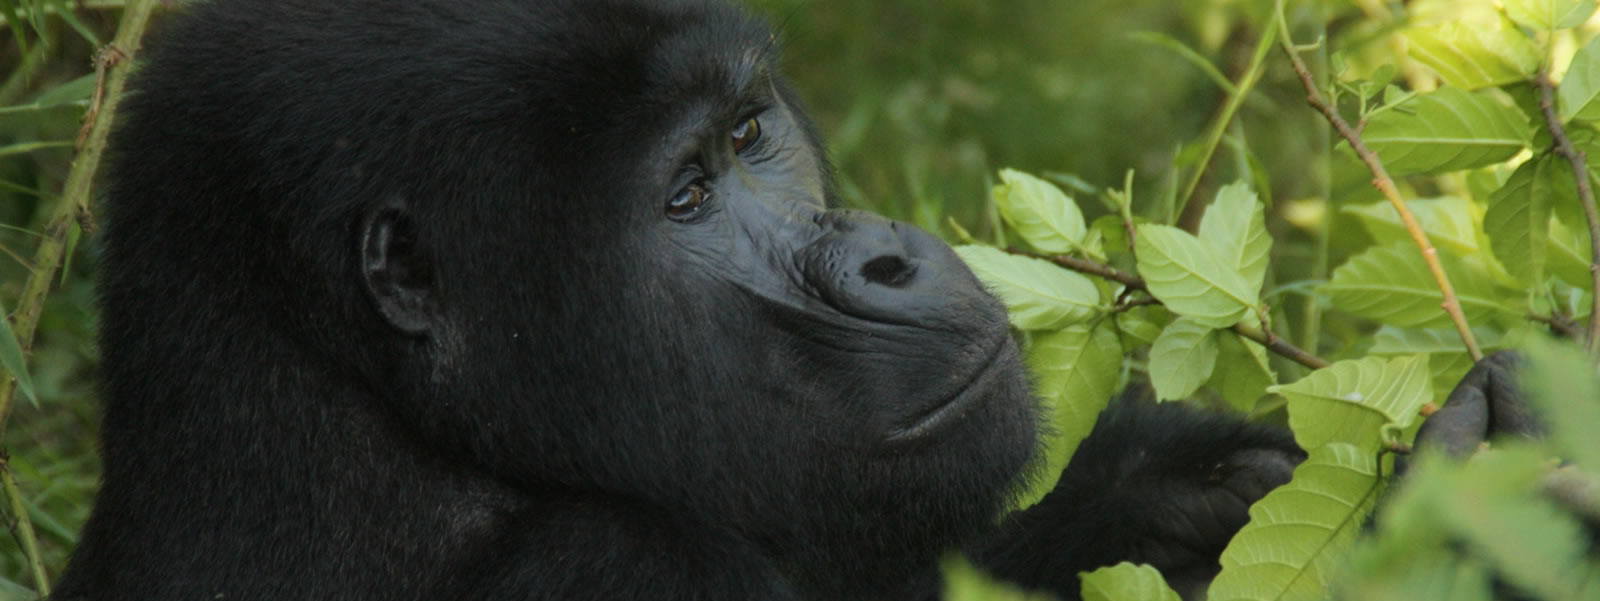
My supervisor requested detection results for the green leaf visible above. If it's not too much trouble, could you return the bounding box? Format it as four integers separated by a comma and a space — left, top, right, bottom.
1362, 87, 1530, 176
1209, 330, 1277, 413
1523, 338, 1600, 467
1321, 242, 1509, 329
1198, 182, 1271, 295
1081, 562, 1181, 601
1486, 158, 1556, 287
1016, 322, 1123, 509
1343, 196, 1482, 256
1561, 35, 1600, 122
942, 556, 1057, 601
1504, 0, 1597, 30
1369, 327, 1482, 404
993, 168, 1097, 258
1148, 318, 1219, 401
1269, 354, 1433, 451
955, 245, 1103, 330
1208, 444, 1383, 601
1401, 22, 1540, 90
1134, 225, 1255, 328
0, 301, 37, 408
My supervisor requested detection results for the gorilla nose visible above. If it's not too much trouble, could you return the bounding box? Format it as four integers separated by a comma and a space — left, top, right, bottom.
800, 209, 983, 327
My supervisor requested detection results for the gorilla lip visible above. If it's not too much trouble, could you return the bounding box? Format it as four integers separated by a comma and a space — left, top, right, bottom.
884, 338, 1010, 444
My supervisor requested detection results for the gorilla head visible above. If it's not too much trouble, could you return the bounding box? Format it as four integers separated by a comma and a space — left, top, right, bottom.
60, 0, 1039, 598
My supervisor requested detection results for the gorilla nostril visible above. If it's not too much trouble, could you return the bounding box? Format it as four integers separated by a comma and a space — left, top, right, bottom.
862, 255, 914, 287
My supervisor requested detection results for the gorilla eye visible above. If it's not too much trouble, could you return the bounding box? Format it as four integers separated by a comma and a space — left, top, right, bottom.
667, 182, 710, 220
731, 116, 761, 153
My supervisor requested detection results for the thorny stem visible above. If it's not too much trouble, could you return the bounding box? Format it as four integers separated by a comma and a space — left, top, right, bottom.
1273, 3, 1482, 361
0, 1, 163, 595
1005, 248, 1329, 369
1535, 72, 1600, 358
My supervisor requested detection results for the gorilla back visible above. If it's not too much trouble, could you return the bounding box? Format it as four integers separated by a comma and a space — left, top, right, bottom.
57, 0, 1044, 598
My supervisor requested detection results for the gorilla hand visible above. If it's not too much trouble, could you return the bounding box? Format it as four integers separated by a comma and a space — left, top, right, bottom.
1395, 350, 1539, 477
970, 399, 1304, 601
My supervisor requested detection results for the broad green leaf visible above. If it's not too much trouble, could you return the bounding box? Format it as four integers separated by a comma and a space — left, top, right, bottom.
1321, 242, 1509, 329
1134, 225, 1255, 328
1486, 158, 1555, 286
1561, 35, 1600, 122
1148, 318, 1219, 401
1269, 354, 1432, 451
1208, 331, 1277, 413
1343, 196, 1482, 256
1113, 304, 1168, 351
1017, 322, 1122, 509
1369, 326, 1485, 404
1548, 216, 1595, 289
993, 168, 1097, 258
1208, 444, 1383, 601
1504, 0, 1597, 30
0, 300, 36, 408
1081, 563, 1181, 601
1402, 22, 1540, 90
1362, 88, 1530, 176
955, 245, 1103, 330
1198, 182, 1271, 294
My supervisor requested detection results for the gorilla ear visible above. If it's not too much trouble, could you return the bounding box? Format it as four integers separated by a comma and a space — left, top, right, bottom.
361, 199, 435, 336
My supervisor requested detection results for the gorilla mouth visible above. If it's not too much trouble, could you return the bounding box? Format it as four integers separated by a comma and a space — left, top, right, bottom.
884, 338, 1012, 444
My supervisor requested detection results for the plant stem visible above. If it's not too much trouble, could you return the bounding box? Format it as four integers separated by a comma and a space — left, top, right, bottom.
0, 1, 163, 595
1005, 248, 1329, 369
1273, 2, 1483, 361
1535, 72, 1600, 358
1173, 7, 1278, 225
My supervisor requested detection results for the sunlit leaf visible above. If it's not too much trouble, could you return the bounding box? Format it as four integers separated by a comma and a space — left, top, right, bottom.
1208, 444, 1383, 601
1369, 327, 1484, 404
1134, 225, 1255, 328
1486, 158, 1556, 287
1269, 354, 1433, 451
955, 245, 1103, 330
1321, 242, 1509, 329
942, 556, 1056, 601
1081, 562, 1181, 601
1148, 318, 1219, 401
1504, 0, 1597, 30
1402, 22, 1540, 90
1198, 182, 1271, 295
1344, 196, 1482, 256
1016, 321, 1122, 510
993, 168, 1096, 258
1362, 88, 1530, 176
1560, 35, 1600, 122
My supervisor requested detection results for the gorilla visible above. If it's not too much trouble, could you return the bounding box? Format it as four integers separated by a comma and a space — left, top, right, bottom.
53, 0, 1322, 599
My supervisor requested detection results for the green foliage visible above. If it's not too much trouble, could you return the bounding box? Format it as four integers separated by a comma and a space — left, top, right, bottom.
1360, 88, 1530, 176
1079, 563, 1181, 601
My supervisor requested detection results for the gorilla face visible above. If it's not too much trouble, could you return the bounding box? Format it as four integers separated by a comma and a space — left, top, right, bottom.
352, 0, 1038, 567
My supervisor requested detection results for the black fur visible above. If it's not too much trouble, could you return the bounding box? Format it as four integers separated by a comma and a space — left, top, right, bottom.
56, 1, 1300, 599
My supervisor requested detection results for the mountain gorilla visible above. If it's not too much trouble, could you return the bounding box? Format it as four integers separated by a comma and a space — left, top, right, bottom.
55, 0, 1333, 599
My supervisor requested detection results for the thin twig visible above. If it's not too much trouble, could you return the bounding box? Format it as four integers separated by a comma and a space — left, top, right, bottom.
1273, 4, 1483, 361
1536, 72, 1600, 357
1529, 312, 1584, 340
1005, 247, 1329, 369
0, 1, 163, 595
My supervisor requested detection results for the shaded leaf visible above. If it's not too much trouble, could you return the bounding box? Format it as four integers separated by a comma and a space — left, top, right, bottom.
1148, 318, 1219, 401
1362, 88, 1529, 176
1017, 321, 1123, 509
1209, 330, 1277, 413
955, 245, 1103, 330
0, 301, 36, 408
1134, 225, 1255, 328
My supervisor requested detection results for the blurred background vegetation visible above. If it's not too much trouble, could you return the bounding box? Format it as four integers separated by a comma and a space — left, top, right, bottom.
0, 0, 1358, 595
